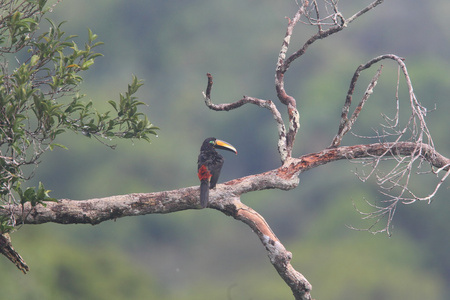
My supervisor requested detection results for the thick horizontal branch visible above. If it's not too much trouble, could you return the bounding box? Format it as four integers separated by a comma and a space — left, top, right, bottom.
8, 187, 200, 225
1, 140, 446, 300
3, 169, 301, 225
300, 142, 450, 172
2, 141, 446, 226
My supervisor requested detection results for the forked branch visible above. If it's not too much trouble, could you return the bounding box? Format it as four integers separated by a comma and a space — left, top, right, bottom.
331, 64, 384, 147
329, 53, 439, 234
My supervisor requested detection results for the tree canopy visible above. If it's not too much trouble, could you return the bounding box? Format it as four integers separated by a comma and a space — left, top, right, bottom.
0, 0, 158, 232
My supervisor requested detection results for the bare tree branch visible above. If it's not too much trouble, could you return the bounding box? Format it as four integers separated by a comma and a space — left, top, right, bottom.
0, 233, 29, 274
3, 143, 447, 225
327, 53, 437, 234
274, 4, 305, 161
283, 0, 384, 72
274, 0, 384, 160
331, 64, 384, 147
1, 139, 448, 298
218, 199, 312, 299
1, 141, 448, 297
197, 0, 444, 294
202, 73, 288, 162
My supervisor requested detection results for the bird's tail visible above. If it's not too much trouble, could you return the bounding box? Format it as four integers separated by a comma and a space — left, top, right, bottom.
200, 180, 209, 208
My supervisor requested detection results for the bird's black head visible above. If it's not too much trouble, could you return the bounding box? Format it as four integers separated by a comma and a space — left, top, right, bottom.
200, 137, 237, 154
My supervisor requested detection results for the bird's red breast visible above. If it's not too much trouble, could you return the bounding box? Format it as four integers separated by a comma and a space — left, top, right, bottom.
198, 165, 212, 181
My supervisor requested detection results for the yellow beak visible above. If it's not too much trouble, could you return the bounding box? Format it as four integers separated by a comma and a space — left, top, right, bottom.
215, 139, 237, 154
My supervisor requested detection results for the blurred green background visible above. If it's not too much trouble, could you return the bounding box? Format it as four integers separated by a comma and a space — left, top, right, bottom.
2, 1, 450, 299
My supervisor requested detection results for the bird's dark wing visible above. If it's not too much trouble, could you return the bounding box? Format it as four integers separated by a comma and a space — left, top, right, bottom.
208, 154, 224, 189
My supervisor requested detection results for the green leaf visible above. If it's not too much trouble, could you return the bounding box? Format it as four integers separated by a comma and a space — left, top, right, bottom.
87, 28, 98, 44
128, 75, 144, 95
36, 182, 46, 200
81, 58, 94, 70
108, 100, 118, 111
0, 215, 14, 234
49, 143, 68, 151
38, 0, 47, 10
23, 187, 36, 205
11, 11, 22, 24
30, 54, 40, 66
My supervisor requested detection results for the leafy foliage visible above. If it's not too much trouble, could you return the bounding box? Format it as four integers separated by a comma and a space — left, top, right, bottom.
0, 0, 158, 232
15, 181, 56, 207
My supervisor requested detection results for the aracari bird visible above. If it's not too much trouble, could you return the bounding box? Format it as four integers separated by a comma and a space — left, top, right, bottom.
197, 137, 237, 208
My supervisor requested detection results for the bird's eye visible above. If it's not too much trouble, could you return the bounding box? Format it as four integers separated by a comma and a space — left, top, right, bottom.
209, 140, 215, 144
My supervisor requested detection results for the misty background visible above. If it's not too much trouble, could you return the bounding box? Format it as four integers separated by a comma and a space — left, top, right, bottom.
1, 1, 449, 299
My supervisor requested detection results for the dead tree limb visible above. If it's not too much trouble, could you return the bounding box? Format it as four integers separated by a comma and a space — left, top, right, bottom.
2, 143, 448, 226
0, 233, 29, 274
1, 141, 448, 299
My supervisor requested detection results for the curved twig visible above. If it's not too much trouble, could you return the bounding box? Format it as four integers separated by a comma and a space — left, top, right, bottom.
331, 64, 384, 147
202, 73, 288, 162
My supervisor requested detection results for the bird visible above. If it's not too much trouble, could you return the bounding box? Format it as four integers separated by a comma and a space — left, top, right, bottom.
197, 137, 237, 208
